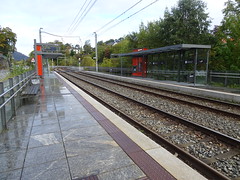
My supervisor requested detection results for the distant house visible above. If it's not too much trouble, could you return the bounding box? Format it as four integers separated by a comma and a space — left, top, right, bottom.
12, 51, 29, 61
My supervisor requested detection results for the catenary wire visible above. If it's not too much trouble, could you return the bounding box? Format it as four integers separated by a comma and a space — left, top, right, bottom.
67, 0, 89, 33
98, 0, 159, 36
70, 0, 98, 34
68, 0, 93, 34
95, 0, 143, 33
41, 31, 82, 45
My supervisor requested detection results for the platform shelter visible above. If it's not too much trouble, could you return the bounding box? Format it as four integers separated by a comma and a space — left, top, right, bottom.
112, 44, 211, 85
34, 39, 62, 76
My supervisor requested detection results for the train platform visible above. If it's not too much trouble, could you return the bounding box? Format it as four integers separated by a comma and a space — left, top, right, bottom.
0, 72, 207, 180
86, 71, 240, 104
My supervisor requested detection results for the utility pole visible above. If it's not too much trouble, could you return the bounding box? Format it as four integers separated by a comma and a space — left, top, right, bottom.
94, 32, 98, 72
39, 28, 43, 43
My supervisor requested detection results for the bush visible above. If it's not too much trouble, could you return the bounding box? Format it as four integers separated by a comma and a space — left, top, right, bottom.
81, 55, 95, 67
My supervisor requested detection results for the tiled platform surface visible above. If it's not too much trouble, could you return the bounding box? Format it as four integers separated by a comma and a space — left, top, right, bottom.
0, 72, 177, 180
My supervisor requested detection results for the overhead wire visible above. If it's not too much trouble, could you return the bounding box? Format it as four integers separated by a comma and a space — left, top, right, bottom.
98, 0, 159, 36
42, 31, 81, 38
67, 0, 89, 33
69, 0, 98, 34
68, 0, 93, 34
41, 31, 82, 45
95, 0, 143, 33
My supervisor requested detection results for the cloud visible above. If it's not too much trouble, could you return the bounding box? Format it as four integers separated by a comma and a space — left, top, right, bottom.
1, 0, 226, 55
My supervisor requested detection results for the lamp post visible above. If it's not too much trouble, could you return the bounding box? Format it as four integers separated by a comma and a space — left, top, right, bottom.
39, 28, 43, 43
94, 32, 98, 72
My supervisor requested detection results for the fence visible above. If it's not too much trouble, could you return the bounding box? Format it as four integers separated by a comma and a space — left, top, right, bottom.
0, 70, 36, 132
81, 66, 132, 76
55, 66, 240, 88
209, 71, 240, 87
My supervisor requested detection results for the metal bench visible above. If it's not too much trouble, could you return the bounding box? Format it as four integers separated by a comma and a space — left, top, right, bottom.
21, 77, 40, 99
22, 84, 40, 96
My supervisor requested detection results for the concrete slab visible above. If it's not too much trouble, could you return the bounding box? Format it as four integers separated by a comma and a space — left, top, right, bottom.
65, 134, 118, 157
62, 125, 108, 142
28, 132, 63, 148
24, 143, 65, 167
21, 159, 71, 180
0, 150, 25, 173
0, 168, 22, 180
98, 164, 146, 180
68, 147, 136, 179
31, 123, 60, 136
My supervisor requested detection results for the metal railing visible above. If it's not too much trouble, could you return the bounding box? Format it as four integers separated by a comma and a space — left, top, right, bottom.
209, 71, 240, 87
0, 70, 36, 132
82, 66, 132, 76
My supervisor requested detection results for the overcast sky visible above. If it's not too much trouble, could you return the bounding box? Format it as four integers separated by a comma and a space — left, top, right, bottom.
1, 0, 227, 56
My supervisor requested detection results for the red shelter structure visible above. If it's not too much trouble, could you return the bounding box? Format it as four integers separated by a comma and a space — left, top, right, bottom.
36, 44, 43, 76
132, 48, 148, 77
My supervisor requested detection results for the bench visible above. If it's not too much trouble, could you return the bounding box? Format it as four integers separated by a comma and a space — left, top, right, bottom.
21, 78, 40, 100
22, 84, 40, 96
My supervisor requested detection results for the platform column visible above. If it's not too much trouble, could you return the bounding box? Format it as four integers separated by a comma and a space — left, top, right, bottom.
34, 39, 43, 77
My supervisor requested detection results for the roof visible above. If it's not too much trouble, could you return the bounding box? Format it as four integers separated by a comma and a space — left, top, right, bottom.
41, 52, 63, 59
12, 51, 29, 61
35, 43, 63, 59
112, 44, 211, 57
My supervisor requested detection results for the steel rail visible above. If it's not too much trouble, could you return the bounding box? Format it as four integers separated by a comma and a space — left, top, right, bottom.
74, 70, 240, 119
80, 69, 240, 106
58, 71, 231, 180
64, 71, 240, 146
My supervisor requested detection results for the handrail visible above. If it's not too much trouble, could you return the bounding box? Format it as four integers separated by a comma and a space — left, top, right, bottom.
0, 73, 35, 109
0, 70, 36, 132
0, 72, 35, 98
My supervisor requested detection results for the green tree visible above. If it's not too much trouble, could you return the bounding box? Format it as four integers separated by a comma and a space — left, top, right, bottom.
137, 20, 165, 48
0, 27, 17, 69
83, 40, 92, 54
162, 0, 211, 45
212, 0, 240, 71
100, 58, 119, 68
96, 41, 113, 63
126, 32, 138, 50
81, 55, 95, 67
0, 27, 17, 55
112, 38, 131, 54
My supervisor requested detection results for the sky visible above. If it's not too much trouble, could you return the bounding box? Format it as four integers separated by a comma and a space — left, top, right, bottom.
0, 0, 227, 56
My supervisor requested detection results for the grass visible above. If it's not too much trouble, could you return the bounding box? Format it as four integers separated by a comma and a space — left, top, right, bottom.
0, 65, 33, 82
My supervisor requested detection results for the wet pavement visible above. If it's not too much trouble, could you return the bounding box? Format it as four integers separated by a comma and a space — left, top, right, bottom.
0, 73, 146, 180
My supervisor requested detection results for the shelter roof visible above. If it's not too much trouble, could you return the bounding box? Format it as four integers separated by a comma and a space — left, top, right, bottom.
41, 52, 63, 59
112, 44, 211, 57
35, 43, 63, 59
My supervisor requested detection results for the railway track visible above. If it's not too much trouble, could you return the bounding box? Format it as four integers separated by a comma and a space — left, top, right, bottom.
69, 70, 240, 140
56, 69, 240, 180
79, 70, 240, 117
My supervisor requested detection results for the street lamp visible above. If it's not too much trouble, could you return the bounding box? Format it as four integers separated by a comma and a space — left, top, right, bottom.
39, 28, 43, 43
94, 32, 98, 72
